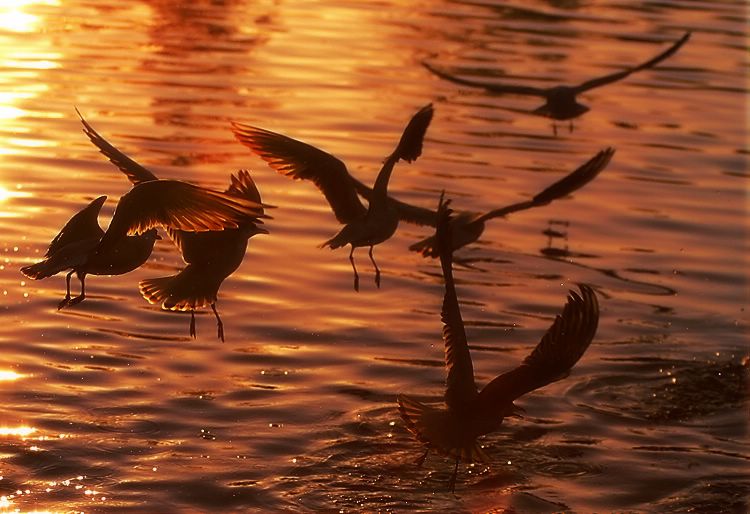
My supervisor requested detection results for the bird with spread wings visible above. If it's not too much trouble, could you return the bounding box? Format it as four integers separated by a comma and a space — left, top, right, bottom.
232, 104, 434, 291
398, 195, 599, 491
424, 32, 690, 131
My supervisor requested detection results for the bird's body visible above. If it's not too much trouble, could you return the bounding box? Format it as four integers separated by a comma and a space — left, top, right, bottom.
424, 32, 690, 126
322, 203, 400, 250
21, 195, 161, 309
233, 103, 434, 291
532, 85, 590, 121
77, 111, 267, 341
398, 197, 599, 491
139, 171, 267, 341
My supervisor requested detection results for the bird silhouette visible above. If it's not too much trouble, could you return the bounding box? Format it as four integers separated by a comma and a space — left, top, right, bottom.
316, 145, 611, 256
423, 31, 690, 130
21, 195, 160, 309
397, 196, 599, 492
232, 104, 433, 291
77, 111, 268, 341
407, 148, 614, 257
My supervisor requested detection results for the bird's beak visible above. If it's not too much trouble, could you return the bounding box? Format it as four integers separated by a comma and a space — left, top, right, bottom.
255, 227, 269, 235
155, 234, 162, 240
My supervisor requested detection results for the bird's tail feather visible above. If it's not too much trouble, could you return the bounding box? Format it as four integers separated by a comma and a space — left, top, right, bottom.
397, 394, 488, 463
408, 235, 438, 257
139, 271, 216, 311
20, 259, 63, 280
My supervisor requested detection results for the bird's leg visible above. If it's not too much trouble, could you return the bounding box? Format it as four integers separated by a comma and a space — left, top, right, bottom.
415, 447, 429, 468
57, 270, 75, 310
190, 311, 197, 339
568, 120, 574, 133
211, 303, 224, 342
66, 273, 87, 307
448, 456, 460, 494
349, 246, 359, 292
368, 245, 380, 288
552, 122, 558, 137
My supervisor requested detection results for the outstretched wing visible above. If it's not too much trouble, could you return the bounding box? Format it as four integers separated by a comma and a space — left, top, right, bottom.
390, 103, 434, 163
436, 195, 478, 410
423, 61, 548, 97
231, 123, 366, 224
370, 104, 435, 204
97, 179, 266, 254
574, 32, 691, 93
46, 195, 106, 257
476, 284, 599, 413
76, 108, 159, 185
478, 147, 615, 223
408, 148, 614, 257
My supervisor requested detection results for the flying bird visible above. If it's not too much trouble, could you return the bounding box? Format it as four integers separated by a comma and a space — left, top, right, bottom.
21, 195, 160, 309
423, 31, 690, 127
407, 147, 614, 257
232, 104, 433, 291
398, 197, 599, 491
77, 111, 268, 341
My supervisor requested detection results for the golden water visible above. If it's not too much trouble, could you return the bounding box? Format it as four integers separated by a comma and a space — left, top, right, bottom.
0, 0, 747, 511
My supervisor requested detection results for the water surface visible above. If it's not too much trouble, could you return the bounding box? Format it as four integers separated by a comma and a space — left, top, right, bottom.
0, 0, 747, 512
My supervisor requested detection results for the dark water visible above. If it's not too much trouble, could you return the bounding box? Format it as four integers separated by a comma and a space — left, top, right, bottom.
0, 0, 747, 512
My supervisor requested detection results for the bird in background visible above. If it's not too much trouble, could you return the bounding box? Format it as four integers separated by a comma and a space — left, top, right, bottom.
407, 147, 614, 257
20, 195, 160, 309
397, 195, 599, 492
423, 31, 690, 132
77, 111, 268, 341
232, 103, 434, 291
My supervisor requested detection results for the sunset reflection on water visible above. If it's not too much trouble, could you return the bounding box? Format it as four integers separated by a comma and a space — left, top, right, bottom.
0, 0, 746, 511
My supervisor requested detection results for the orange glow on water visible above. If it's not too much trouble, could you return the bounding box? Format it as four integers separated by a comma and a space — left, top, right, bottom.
0, 370, 24, 381
0, 0, 59, 34
0, 0, 743, 512
0, 426, 35, 437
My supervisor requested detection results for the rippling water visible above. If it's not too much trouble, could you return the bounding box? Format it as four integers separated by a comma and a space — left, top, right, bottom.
0, 0, 747, 512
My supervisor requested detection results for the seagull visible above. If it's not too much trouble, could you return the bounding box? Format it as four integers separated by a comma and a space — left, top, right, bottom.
232, 104, 433, 291
77, 111, 268, 341
407, 147, 614, 257
397, 196, 599, 492
20, 196, 160, 309
423, 31, 690, 129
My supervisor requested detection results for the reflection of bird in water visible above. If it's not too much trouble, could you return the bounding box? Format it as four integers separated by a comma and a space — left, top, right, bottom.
78, 112, 268, 341
541, 219, 570, 258
21, 196, 160, 310
407, 148, 614, 257
398, 196, 599, 492
423, 32, 690, 131
232, 104, 433, 291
